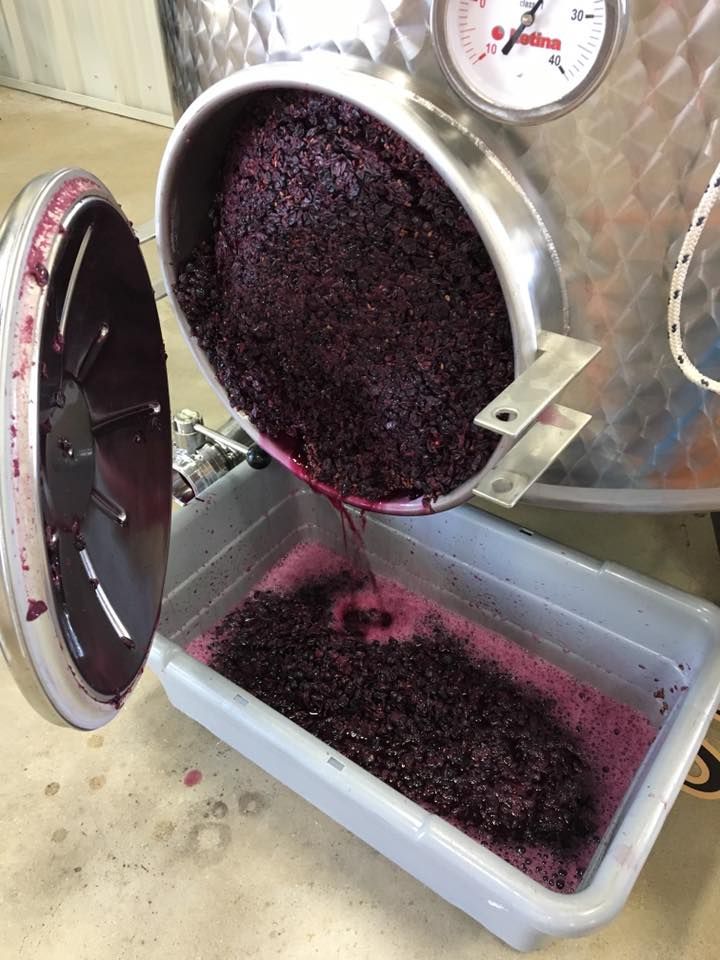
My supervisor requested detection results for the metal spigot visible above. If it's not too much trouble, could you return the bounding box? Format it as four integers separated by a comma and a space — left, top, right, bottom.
171, 409, 270, 505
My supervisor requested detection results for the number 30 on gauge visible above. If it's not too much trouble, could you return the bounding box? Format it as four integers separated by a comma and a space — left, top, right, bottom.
432, 0, 628, 124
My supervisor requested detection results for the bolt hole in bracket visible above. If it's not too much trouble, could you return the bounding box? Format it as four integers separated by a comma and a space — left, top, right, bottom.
473, 331, 600, 508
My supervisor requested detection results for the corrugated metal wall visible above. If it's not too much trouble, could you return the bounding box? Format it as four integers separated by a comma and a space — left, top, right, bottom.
0, 0, 173, 126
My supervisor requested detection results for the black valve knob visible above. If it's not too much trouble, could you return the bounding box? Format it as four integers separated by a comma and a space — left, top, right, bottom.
245, 444, 271, 469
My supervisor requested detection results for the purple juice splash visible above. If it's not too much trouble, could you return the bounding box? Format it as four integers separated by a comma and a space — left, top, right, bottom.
186, 542, 657, 893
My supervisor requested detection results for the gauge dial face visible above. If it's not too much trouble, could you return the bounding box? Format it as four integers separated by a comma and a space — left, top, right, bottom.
433, 0, 627, 123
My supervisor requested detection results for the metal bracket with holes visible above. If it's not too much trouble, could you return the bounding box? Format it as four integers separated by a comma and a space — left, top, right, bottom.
474, 331, 599, 437
472, 332, 599, 508
473, 404, 592, 508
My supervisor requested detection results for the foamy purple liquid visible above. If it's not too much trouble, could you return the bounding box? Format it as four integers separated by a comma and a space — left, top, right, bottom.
187, 541, 657, 892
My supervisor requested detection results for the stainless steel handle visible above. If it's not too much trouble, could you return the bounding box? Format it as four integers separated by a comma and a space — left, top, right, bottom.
135, 220, 166, 301
135, 219, 156, 244
193, 422, 251, 456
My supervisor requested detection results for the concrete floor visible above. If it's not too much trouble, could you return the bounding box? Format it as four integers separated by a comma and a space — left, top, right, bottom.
1, 87, 719, 959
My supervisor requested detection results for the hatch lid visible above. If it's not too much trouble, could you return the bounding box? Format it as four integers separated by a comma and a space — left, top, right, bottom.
0, 169, 172, 729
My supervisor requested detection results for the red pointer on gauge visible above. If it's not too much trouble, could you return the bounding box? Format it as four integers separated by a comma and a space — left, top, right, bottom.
502, 0, 545, 55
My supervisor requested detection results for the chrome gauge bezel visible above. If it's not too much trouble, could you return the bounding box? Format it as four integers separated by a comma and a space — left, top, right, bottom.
431, 0, 629, 125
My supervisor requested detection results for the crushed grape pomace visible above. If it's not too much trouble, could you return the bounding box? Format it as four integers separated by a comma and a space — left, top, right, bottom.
198, 570, 602, 892
175, 91, 513, 501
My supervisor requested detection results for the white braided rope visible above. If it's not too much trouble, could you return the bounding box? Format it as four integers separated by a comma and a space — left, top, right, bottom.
668, 159, 720, 393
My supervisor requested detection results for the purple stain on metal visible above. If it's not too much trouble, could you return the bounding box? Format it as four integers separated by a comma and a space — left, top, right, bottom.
26, 599, 48, 621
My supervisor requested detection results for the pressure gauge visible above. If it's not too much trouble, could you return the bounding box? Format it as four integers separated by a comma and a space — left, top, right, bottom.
432, 0, 628, 124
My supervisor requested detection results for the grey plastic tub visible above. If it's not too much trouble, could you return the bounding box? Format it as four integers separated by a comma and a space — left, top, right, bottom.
150, 463, 720, 951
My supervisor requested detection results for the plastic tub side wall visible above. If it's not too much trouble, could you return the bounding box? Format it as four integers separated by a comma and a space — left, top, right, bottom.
152, 464, 720, 949
150, 636, 556, 951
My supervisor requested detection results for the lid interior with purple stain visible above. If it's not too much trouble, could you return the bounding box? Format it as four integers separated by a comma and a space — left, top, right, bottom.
0, 170, 172, 727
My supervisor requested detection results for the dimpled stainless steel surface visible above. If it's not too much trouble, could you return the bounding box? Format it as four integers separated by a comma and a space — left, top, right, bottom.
155, 0, 720, 508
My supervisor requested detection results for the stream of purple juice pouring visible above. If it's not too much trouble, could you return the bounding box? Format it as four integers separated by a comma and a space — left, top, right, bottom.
186, 541, 657, 893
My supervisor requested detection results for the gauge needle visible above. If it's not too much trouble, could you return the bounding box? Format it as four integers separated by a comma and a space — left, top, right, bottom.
502, 0, 545, 56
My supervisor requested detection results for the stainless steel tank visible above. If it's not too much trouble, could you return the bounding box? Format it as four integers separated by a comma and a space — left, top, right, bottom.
155, 0, 720, 511
155, 58, 597, 515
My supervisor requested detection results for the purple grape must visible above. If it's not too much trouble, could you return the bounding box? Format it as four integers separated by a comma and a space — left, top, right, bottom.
176, 91, 513, 502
